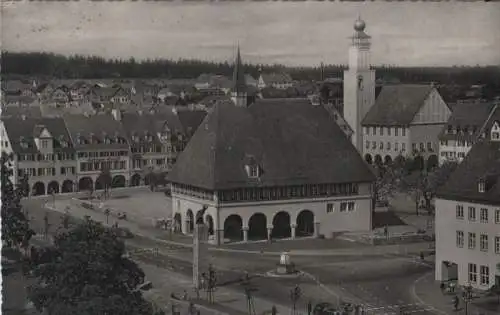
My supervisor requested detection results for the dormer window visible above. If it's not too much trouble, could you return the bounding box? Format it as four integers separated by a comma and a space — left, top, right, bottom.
249, 165, 259, 178
491, 121, 500, 141
478, 179, 486, 193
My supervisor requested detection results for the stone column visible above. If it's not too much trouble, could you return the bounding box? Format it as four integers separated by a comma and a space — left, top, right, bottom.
267, 224, 273, 241
216, 229, 224, 246
185, 220, 190, 235
243, 227, 249, 242
291, 223, 297, 239
314, 221, 320, 238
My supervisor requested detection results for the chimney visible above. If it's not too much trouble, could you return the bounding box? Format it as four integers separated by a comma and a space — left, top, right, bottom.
111, 108, 121, 121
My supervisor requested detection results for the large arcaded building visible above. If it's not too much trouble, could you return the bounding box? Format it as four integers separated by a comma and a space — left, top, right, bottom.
168, 37, 375, 245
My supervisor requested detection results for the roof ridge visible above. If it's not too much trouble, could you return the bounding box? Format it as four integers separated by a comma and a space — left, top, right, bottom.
476, 103, 500, 141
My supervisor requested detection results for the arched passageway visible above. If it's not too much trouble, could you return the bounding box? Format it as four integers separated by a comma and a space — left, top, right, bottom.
223, 214, 243, 241
173, 213, 182, 233
384, 155, 393, 165
32, 182, 45, 196
248, 213, 267, 240
205, 215, 214, 236
47, 181, 59, 194
272, 211, 291, 239
374, 154, 383, 166
414, 156, 425, 171
112, 175, 126, 188
364, 154, 373, 164
130, 174, 141, 186
95, 175, 109, 190
78, 177, 93, 191
427, 154, 438, 171
186, 209, 194, 233
144, 173, 155, 186
61, 180, 73, 193
296, 210, 314, 237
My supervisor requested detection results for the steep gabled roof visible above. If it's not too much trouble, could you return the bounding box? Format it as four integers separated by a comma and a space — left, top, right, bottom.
438, 102, 496, 141
3, 117, 74, 154
168, 98, 374, 190
63, 114, 129, 150
260, 73, 293, 84
437, 140, 500, 205
362, 85, 433, 126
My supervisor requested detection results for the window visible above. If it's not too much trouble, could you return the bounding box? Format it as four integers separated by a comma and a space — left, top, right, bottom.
412, 143, 417, 152
387, 142, 391, 150
426, 142, 432, 151
41, 140, 48, 148
340, 201, 355, 212
468, 263, 477, 283
327, 203, 334, 213
387, 127, 391, 136
402, 128, 406, 136
456, 231, 464, 248
496, 210, 500, 224
456, 205, 464, 219
495, 236, 500, 254
372, 127, 376, 135
372, 141, 376, 149
364, 127, 369, 135
395, 142, 399, 151
468, 232, 476, 249
379, 142, 384, 150
402, 143, 406, 151
468, 207, 476, 221
480, 234, 488, 251
419, 143, 425, 152
380, 127, 384, 136
249, 165, 259, 178
395, 127, 399, 136
480, 265, 489, 286
480, 208, 488, 223
365, 141, 370, 149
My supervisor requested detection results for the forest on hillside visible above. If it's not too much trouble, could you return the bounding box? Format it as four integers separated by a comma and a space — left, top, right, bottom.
2, 52, 500, 89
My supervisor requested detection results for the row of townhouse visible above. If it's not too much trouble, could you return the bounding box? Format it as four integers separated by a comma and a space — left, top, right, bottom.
435, 109, 500, 291
0, 108, 206, 196
438, 102, 499, 165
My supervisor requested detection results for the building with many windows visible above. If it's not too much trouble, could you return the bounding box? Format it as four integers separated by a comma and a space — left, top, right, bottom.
438, 102, 497, 165
435, 116, 500, 290
63, 111, 130, 192
361, 84, 451, 167
2, 117, 77, 195
168, 47, 375, 245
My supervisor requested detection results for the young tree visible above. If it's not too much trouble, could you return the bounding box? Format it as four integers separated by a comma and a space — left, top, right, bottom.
1, 154, 35, 249
28, 218, 155, 315
98, 167, 112, 199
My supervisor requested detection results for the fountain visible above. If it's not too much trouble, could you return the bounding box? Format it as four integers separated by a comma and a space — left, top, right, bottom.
266, 252, 301, 278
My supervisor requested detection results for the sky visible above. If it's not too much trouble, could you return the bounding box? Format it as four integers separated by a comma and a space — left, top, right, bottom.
2, 1, 500, 67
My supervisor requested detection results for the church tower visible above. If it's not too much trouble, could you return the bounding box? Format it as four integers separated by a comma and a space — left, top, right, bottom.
343, 17, 376, 152
231, 46, 248, 107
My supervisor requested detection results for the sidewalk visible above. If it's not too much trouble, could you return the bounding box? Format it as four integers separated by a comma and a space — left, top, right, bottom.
412, 271, 500, 315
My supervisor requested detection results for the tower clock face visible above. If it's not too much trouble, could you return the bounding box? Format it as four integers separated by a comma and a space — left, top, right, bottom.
357, 75, 364, 91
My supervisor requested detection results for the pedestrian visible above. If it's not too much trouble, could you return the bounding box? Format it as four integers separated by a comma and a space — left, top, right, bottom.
271, 305, 277, 315
182, 290, 188, 300
452, 295, 459, 311
384, 225, 388, 237
439, 282, 445, 294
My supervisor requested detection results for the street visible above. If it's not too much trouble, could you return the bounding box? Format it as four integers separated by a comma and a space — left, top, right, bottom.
19, 195, 440, 315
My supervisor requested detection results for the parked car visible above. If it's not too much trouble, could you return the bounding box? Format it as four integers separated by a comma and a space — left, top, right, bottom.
313, 302, 339, 315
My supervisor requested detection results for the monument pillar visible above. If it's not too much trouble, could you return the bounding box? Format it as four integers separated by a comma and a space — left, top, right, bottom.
184, 219, 190, 234
291, 224, 297, 239
216, 229, 224, 246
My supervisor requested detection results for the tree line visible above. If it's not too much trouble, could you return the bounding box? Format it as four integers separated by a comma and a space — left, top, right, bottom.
2, 52, 500, 89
